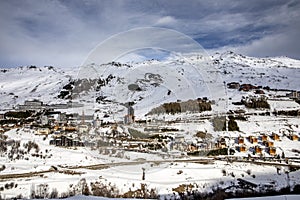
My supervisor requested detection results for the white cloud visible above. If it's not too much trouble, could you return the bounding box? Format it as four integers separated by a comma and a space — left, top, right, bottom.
1, 0, 300, 67
155, 16, 177, 26
224, 21, 300, 59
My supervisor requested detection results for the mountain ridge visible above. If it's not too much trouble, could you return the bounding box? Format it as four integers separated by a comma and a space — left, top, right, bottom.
1, 52, 300, 115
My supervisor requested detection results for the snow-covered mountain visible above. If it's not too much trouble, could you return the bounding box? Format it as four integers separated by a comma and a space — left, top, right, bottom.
1, 52, 300, 200
213, 51, 300, 90
0, 66, 74, 109
1, 52, 300, 115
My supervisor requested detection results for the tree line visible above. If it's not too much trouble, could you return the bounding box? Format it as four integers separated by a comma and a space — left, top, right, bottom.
147, 98, 212, 115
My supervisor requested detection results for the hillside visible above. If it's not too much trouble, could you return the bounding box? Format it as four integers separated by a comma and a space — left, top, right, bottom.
1, 51, 300, 117
0, 53, 300, 199
0, 66, 74, 109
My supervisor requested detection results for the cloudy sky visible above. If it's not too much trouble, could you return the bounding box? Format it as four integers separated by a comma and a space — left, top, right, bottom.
0, 0, 300, 68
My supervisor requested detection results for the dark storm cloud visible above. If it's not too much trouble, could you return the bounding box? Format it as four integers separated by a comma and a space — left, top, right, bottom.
0, 0, 299, 67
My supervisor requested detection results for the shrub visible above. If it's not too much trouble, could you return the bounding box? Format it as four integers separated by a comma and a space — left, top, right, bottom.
222, 169, 227, 176
4, 182, 15, 190
91, 181, 119, 197
246, 169, 252, 175
228, 116, 240, 131
5, 111, 32, 119
0, 165, 5, 172
147, 98, 212, 115
207, 148, 228, 156
274, 110, 299, 116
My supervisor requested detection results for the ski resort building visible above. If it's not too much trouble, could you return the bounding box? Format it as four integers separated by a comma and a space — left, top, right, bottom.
288, 91, 300, 99
124, 106, 135, 124
18, 99, 44, 110
49, 135, 83, 147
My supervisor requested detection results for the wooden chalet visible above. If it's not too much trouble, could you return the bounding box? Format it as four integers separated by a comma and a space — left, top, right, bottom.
261, 135, 268, 142
239, 145, 247, 153
249, 136, 258, 144
290, 134, 299, 141
238, 137, 244, 145
53, 126, 61, 131
254, 146, 262, 154
271, 133, 280, 141
269, 147, 276, 156
264, 141, 274, 147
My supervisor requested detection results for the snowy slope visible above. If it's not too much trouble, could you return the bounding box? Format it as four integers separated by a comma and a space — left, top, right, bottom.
0, 66, 73, 109
212, 52, 300, 90
1, 52, 300, 115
